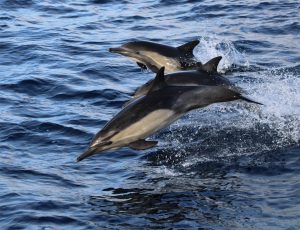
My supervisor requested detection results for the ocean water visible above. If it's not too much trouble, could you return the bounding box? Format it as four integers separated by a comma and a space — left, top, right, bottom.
0, 0, 299, 229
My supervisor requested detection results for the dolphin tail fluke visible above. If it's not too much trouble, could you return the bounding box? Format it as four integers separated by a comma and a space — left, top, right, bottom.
77, 141, 112, 162
239, 95, 263, 105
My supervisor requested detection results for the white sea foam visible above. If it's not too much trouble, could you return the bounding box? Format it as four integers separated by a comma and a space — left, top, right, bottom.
194, 35, 249, 72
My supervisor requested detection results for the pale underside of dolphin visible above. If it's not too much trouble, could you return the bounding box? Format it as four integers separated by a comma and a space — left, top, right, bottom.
109, 40, 202, 73
77, 67, 262, 162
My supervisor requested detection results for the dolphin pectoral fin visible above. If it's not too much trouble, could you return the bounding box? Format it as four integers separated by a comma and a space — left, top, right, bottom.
147, 64, 160, 73
201, 56, 222, 73
137, 62, 147, 70
129, 139, 158, 150
77, 141, 112, 162
177, 40, 200, 54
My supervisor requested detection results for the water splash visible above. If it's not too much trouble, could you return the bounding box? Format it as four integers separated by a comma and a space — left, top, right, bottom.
194, 35, 249, 72
245, 67, 300, 144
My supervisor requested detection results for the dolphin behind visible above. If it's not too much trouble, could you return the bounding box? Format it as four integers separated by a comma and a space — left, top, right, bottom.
109, 40, 201, 73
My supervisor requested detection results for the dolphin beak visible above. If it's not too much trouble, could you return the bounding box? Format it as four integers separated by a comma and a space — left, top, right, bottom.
77, 148, 97, 162
77, 141, 113, 162
109, 47, 126, 54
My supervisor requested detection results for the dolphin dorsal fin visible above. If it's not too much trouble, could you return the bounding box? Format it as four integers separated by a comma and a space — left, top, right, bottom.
177, 40, 200, 54
147, 67, 166, 94
201, 56, 222, 73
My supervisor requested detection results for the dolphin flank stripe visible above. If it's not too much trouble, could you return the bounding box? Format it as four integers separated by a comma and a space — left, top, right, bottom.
111, 109, 175, 142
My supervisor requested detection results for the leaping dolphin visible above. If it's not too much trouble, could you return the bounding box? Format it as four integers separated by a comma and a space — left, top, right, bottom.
77, 67, 262, 162
109, 40, 201, 73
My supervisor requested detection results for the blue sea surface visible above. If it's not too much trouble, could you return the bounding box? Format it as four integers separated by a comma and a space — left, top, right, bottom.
0, 0, 299, 229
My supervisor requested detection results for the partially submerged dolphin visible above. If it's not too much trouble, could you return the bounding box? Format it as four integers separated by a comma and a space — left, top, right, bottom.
77, 67, 262, 162
109, 40, 201, 73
